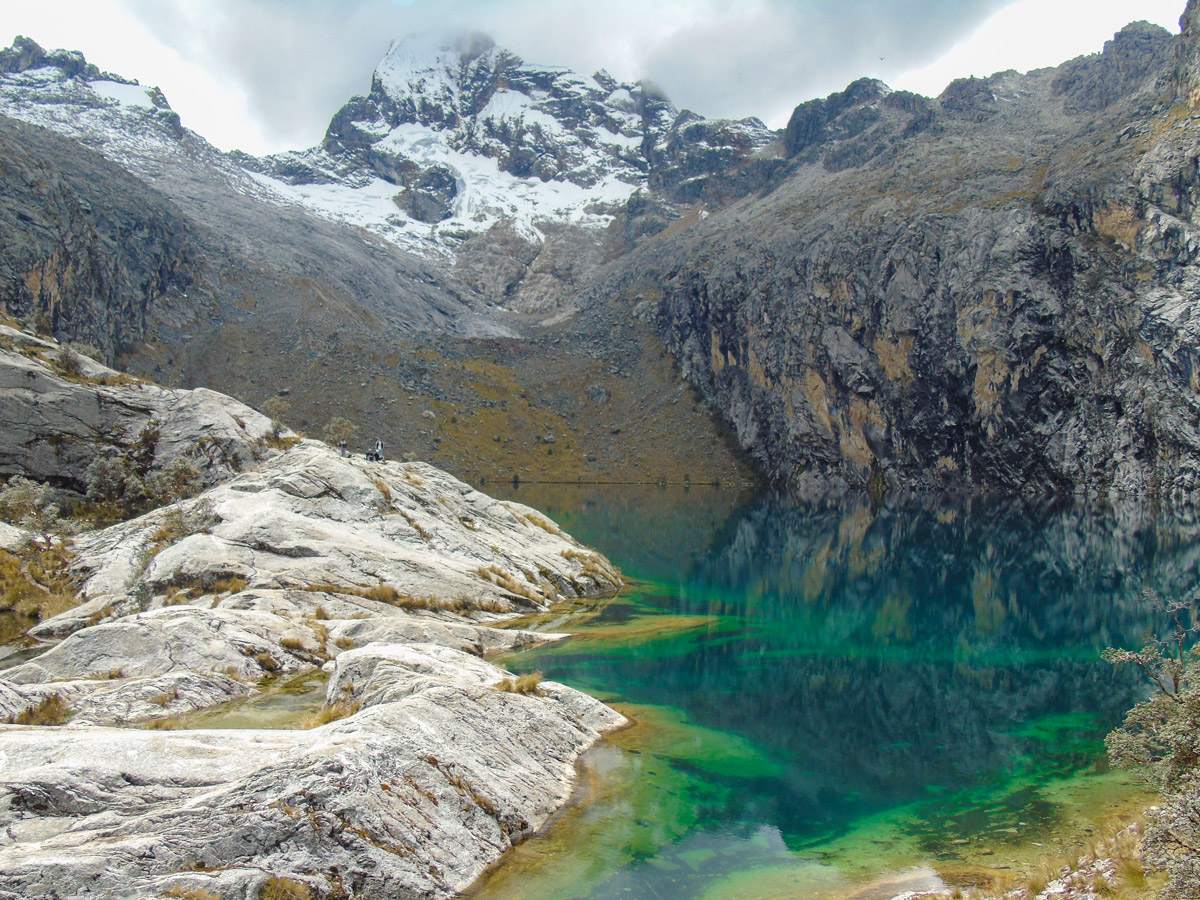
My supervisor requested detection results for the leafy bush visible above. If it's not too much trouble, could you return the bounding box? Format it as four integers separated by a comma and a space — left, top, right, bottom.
1105, 589, 1200, 899
0, 475, 65, 545
260, 397, 292, 440
323, 416, 358, 448
84, 438, 204, 522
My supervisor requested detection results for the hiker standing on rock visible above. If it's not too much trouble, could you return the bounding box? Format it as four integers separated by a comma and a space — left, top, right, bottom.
374, 438, 384, 461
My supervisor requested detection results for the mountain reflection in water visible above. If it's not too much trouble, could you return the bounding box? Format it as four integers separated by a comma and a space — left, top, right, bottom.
478, 485, 1192, 900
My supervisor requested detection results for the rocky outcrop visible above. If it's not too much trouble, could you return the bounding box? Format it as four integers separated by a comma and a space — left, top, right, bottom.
0, 335, 625, 897
0, 114, 197, 360
55, 440, 620, 627
0, 326, 275, 492
0, 35, 109, 82
0, 643, 625, 900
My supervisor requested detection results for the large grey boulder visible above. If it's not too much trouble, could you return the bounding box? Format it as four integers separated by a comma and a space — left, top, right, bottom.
0, 671, 252, 727
57, 440, 620, 634
0, 325, 276, 492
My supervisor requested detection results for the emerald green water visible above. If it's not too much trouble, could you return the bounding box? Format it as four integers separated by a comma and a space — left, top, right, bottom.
471, 486, 1194, 900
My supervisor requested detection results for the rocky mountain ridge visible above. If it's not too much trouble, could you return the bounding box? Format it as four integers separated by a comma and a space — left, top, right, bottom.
4, 9, 1200, 500
0, 35, 757, 489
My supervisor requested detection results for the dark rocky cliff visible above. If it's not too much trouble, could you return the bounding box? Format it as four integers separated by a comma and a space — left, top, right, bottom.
597, 17, 1200, 503
0, 115, 196, 360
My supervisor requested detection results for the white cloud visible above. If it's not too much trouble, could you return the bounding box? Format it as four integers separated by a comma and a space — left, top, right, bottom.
1, 0, 1188, 153
893, 0, 1183, 98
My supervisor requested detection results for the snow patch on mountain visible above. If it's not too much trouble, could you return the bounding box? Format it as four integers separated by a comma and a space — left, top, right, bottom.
0, 61, 278, 207
89, 80, 156, 110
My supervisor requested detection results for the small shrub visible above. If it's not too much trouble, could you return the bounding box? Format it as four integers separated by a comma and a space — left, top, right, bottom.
322, 416, 358, 448
54, 346, 83, 378
0, 475, 64, 545
494, 672, 544, 696
8, 693, 72, 725
260, 397, 292, 439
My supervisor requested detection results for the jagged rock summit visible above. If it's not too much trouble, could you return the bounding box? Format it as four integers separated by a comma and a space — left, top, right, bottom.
597, 14, 1200, 502
242, 32, 774, 254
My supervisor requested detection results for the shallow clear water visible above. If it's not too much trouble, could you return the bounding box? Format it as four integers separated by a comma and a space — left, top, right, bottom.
472, 485, 1195, 900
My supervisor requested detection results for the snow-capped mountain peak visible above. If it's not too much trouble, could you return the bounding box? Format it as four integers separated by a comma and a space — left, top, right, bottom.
0, 34, 775, 262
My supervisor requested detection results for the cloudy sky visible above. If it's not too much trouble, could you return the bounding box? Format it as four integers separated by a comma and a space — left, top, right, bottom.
2, 0, 1187, 155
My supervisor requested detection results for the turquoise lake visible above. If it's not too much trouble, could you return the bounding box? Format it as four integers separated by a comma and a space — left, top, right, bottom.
468, 484, 1196, 900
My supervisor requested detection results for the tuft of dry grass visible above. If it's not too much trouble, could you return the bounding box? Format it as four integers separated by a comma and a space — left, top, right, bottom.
148, 689, 180, 707
334, 636, 356, 651
255, 651, 281, 673
297, 582, 498, 614
294, 698, 360, 730
7, 693, 72, 725
398, 509, 433, 540
560, 547, 622, 587
371, 477, 392, 505
208, 576, 247, 596
0, 546, 82, 626
164, 886, 222, 900
494, 672, 544, 696
87, 668, 125, 680
258, 875, 312, 900
476, 564, 543, 605
280, 636, 306, 652
144, 716, 188, 730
